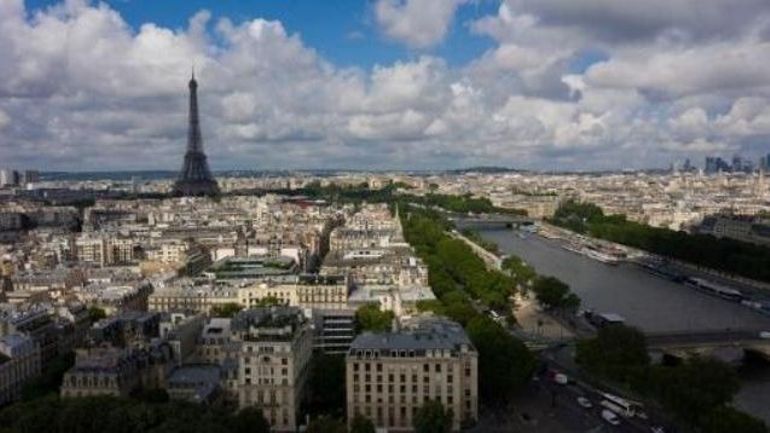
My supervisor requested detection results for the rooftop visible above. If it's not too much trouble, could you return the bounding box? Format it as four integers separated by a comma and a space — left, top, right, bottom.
349, 317, 473, 354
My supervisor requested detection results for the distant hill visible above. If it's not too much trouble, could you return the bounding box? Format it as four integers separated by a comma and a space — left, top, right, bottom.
447, 166, 525, 174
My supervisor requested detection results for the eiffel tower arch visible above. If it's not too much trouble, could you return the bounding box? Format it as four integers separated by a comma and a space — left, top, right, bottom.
172, 71, 220, 197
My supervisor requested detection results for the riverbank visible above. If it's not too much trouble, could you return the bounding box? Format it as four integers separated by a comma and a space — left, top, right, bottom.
478, 227, 770, 425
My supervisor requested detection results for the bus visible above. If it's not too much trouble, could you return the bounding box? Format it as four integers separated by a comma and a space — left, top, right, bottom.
599, 393, 643, 418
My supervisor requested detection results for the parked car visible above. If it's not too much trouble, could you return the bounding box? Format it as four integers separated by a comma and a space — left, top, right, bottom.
601, 410, 621, 426
577, 396, 593, 408
651, 427, 666, 433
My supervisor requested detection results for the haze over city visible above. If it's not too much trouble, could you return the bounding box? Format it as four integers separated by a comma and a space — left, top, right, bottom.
1, 0, 769, 171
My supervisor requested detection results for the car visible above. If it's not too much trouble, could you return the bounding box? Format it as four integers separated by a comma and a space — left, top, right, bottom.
554, 373, 569, 385
601, 409, 621, 426
651, 427, 666, 433
759, 331, 770, 339
577, 396, 593, 408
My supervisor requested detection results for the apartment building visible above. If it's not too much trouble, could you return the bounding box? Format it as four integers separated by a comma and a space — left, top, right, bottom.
0, 334, 41, 406
231, 307, 313, 432
60, 343, 173, 398
75, 235, 137, 267
346, 317, 478, 432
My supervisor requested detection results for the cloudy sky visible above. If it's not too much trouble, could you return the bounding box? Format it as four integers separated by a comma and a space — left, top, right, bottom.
1, 0, 769, 171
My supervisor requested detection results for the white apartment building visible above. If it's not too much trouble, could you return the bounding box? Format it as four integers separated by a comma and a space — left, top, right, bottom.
346, 317, 478, 432
231, 307, 313, 432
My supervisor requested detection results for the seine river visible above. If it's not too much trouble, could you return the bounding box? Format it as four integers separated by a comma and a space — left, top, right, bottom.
476, 228, 770, 424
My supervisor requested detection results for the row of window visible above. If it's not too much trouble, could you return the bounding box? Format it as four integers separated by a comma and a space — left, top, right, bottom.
352, 373, 456, 385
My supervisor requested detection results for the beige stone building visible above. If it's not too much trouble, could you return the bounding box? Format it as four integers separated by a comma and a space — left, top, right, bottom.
237, 275, 349, 310
60, 343, 173, 398
75, 235, 137, 267
148, 275, 349, 314
231, 307, 313, 432
346, 317, 478, 432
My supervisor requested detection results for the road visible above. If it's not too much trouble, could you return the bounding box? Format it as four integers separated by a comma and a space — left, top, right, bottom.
539, 344, 676, 433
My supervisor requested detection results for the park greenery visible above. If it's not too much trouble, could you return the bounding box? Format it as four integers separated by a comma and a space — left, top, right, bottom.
576, 324, 768, 433
530, 276, 581, 311
460, 229, 579, 311
459, 228, 500, 254
304, 414, 377, 433
551, 200, 770, 283
501, 255, 536, 288
0, 396, 272, 433
306, 416, 348, 433
355, 304, 395, 333
401, 207, 535, 405
269, 181, 527, 216
349, 414, 376, 433
209, 302, 244, 318
413, 400, 453, 433
86, 306, 106, 323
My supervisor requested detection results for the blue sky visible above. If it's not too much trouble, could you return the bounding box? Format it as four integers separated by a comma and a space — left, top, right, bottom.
25, 0, 500, 69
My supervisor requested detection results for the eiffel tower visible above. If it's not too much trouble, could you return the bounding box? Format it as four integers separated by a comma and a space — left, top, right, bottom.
172, 70, 220, 197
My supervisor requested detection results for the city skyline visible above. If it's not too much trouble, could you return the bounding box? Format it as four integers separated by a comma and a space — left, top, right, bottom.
1, 0, 769, 171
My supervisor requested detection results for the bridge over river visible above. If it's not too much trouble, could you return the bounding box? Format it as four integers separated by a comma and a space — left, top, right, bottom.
476, 227, 770, 421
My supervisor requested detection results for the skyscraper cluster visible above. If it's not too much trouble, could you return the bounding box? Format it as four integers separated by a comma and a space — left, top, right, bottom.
0, 170, 39, 188
704, 154, 767, 174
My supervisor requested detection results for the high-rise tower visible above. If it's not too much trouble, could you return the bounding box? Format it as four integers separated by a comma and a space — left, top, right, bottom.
172, 71, 220, 197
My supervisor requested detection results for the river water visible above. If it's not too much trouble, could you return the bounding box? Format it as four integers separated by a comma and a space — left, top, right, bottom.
476, 228, 770, 424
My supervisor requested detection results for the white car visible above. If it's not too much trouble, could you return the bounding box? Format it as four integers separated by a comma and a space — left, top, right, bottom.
601, 409, 621, 426
651, 427, 666, 433
577, 396, 593, 408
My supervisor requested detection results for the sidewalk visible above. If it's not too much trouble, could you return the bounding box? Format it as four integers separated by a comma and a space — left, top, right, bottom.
513, 293, 575, 340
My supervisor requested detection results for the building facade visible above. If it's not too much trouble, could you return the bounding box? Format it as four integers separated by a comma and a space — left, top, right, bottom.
346, 317, 478, 432
0, 334, 41, 406
231, 307, 313, 432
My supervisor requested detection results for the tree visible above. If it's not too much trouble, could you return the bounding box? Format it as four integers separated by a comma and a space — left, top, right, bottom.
702, 406, 768, 433
349, 414, 376, 433
531, 276, 580, 310
649, 357, 741, 425
502, 255, 535, 286
229, 407, 271, 433
87, 306, 106, 323
306, 416, 347, 433
466, 316, 535, 405
355, 304, 394, 333
413, 400, 453, 433
210, 303, 243, 318
575, 325, 650, 386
